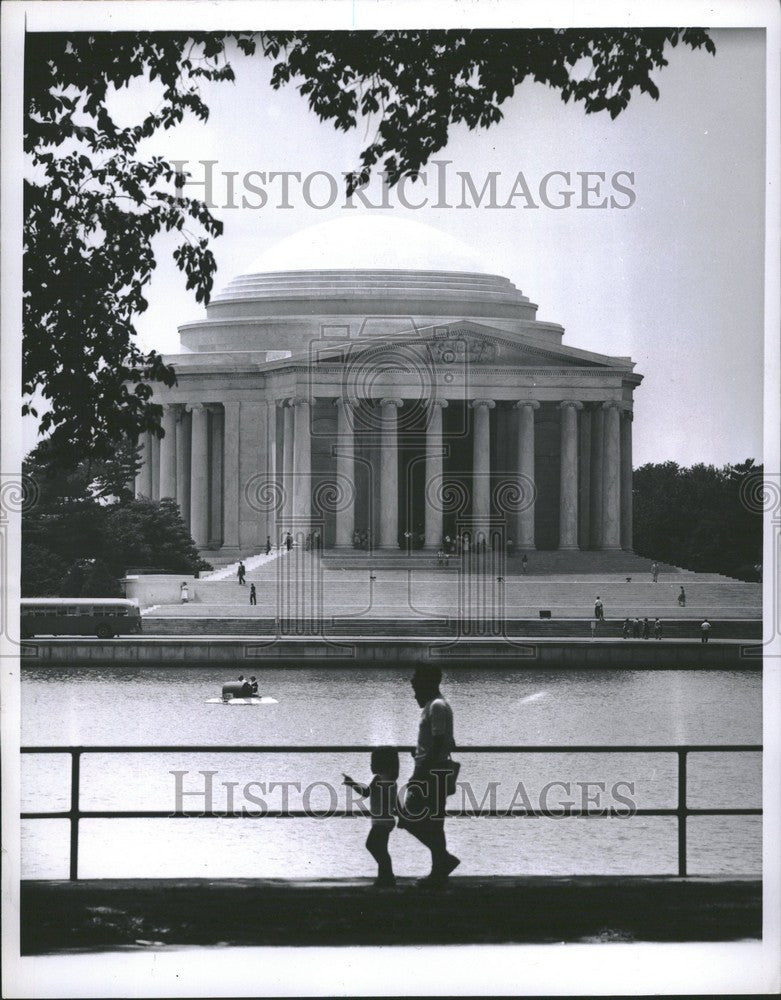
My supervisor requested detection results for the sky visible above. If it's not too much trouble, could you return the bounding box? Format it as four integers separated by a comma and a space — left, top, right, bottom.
22, 27, 768, 468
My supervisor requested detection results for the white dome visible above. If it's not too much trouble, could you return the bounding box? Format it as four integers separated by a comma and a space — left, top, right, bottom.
245, 215, 492, 275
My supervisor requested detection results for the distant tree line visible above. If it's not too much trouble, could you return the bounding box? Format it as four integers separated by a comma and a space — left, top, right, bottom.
21, 439, 210, 597
632, 460, 763, 581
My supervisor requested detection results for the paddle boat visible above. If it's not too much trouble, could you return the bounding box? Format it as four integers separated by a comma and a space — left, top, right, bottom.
205, 679, 278, 705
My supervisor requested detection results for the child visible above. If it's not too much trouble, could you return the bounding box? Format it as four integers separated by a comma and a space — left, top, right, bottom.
342, 746, 399, 887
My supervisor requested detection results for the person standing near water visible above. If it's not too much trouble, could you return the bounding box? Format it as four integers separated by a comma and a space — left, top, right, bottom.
397, 665, 460, 887
342, 746, 399, 887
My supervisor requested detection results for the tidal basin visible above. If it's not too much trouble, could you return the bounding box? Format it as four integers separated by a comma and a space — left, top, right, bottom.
21, 663, 761, 881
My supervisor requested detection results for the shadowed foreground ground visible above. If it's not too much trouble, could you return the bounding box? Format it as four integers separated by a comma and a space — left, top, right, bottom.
21, 876, 761, 952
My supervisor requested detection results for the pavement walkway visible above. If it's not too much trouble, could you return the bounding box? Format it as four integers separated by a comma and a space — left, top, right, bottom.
22, 875, 761, 952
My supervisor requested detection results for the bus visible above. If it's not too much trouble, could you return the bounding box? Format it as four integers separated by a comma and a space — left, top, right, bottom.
20, 598, 142, 639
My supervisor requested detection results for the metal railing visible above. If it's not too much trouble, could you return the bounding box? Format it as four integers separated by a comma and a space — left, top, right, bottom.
21, 743, 762, 880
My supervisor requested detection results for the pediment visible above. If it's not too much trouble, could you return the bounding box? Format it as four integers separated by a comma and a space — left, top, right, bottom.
294, 320, 633, 373
417, 322, 612, 369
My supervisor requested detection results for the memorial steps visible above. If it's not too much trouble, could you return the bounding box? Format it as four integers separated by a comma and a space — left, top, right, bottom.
139, 548, 762, 635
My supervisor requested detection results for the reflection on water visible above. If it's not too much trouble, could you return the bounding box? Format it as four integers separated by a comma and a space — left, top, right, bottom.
21, 664, 761, 879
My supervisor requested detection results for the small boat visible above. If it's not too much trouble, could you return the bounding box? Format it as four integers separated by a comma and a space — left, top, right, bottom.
207, 680, 277, 705
206, 696, 278, 705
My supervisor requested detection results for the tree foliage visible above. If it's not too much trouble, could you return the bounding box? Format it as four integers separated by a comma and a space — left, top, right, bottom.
21, 440, 210, 596
25, 28, 715, 470
632, 460, 762, 581
264, 29, 716, 191
24, 32, 257, 468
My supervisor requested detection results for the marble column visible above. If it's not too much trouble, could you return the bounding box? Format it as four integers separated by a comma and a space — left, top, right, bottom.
379, 398, 402, 549
208, 406, 224, 547
134, 431, 153, 498
159, 404, 177, 500
578, 408, 592, 548
282, 401, 294, 535
223, 402, 241, 550
424, 399, 448, 549
175, 408, 191, 529
292, 397, 312, 530
334, 399, 355, 548
471, 399, 495, 533
589, 404, 604, 549
150, 433, 160, 500
558, 400, 583, 550
514, 400, 539, 549
620, 409, 634, 551
602, 401, 622, 550
189, 404, 209, 548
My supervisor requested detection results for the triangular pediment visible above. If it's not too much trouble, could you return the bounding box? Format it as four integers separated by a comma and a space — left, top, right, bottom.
267, 319, 634, 373
411, 321, 629, 370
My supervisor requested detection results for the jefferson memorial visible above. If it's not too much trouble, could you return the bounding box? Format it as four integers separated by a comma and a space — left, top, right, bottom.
134, 217, 641, 562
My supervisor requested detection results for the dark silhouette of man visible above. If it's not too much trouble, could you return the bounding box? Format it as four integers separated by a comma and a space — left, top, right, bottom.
397, 665, 460, 887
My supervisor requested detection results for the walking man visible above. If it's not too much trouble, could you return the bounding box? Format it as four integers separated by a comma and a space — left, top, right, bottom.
678, 586, 686, 607
249, 583, 257, 606
237, 561, 246, 585
265, 535, 272, 555
397, 665, 460, 887
700, 619, 711, 643
652, 562, 659, 583
594, 596, 604, 621
285, 532, 293, 552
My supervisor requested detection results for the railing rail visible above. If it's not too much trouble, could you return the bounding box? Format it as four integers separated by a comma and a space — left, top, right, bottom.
21, 743, 762, 881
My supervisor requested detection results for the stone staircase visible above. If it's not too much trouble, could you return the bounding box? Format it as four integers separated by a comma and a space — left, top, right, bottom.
321, 548, 688, 575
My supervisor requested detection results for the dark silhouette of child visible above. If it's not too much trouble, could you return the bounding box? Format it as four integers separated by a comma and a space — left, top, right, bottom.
343, 746, 399, 887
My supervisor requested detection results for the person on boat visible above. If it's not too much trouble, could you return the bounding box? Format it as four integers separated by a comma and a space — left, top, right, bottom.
237, 674, 252, 697
621, 618, 631, 639
654, 617, 663, 639
642, 617, 650, 639
249, 676, 258, 696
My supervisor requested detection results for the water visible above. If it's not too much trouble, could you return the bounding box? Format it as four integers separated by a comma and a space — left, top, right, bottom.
21, 665, 761, 879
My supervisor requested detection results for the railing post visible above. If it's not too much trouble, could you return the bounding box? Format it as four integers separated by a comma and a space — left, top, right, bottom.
69, 751, 81, 881
677, 750, 688, 877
